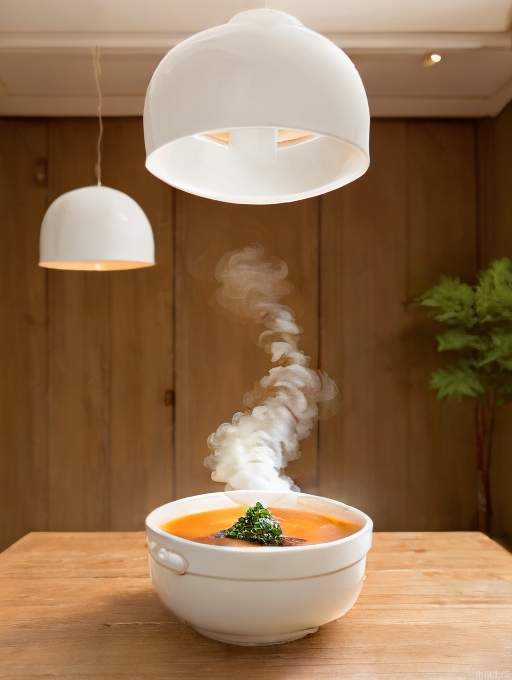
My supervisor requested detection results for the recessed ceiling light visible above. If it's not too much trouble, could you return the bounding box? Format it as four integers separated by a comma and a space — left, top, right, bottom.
423, 53, 442, 67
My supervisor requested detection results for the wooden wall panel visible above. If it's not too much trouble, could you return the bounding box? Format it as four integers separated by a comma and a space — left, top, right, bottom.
174, 195, 320, 498
46, 118, 174, 533
103, 119, 174, 529
319, 121, 409, 528
478, 103, 512, 541
405, 121, 478, 530
47, 119, 112, 530
1, 114, 501, 548
0, 120, 48, 549
319, 120, 478, 531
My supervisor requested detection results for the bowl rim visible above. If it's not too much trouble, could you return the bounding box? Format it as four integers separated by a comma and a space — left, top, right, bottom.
145, 490, 373, 554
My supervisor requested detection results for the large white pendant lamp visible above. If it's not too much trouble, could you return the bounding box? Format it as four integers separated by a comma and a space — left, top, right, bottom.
143, 8, 370, 205
39, 49, 155, 271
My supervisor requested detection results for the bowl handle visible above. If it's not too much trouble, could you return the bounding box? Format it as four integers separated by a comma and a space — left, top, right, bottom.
148, 540, 188, 574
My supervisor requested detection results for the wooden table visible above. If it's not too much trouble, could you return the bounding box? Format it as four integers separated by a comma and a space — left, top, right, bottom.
1, 532, 511, 679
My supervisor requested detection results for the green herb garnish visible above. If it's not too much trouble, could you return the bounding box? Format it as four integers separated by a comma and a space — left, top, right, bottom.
221, 502, 283, 546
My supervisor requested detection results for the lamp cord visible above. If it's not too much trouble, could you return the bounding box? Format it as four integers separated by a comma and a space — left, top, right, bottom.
92, 46, 103, 186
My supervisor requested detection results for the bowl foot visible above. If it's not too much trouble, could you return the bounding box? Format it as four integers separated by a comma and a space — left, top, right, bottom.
193, 626, 319, 646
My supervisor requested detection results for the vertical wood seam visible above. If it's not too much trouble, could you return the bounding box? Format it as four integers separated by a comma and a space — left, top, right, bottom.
474, 120, 484, 270
46, 119, 54, 530
103, 121, 113, 530
107, 253, 113, 529
171, 188, 177, 500
316, 196, 323, 493
44, 119, 50, 533
404, 120, 412, 525
474, 117, 495, 270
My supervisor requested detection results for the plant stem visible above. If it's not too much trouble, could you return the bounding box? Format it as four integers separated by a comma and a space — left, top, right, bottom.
474, 392, 496, 533
475, 400, 486, 532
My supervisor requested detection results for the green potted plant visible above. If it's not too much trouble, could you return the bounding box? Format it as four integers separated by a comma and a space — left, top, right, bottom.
418, 258, 512, 533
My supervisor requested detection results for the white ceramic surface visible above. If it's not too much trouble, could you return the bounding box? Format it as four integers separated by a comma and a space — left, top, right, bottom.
145, 490, 373, 646
144, 8, 370, 204
39, 185, 155, 270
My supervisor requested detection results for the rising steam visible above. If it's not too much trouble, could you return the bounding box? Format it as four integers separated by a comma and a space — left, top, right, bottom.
205, 244, 337, 491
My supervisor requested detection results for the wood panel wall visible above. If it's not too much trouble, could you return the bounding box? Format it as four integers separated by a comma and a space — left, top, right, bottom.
478, 103, 512, 542
2, 115, 507, 550
0, 119, 174, 549
0, 120, 48, 548
320, 120, 478, 530
174, 194, 320, 498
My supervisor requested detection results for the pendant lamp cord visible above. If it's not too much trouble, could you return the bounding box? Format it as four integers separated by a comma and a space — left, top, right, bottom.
92, 46, 103, 186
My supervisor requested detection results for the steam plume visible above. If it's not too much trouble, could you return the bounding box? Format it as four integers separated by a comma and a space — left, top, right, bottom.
205, 244, 337, 491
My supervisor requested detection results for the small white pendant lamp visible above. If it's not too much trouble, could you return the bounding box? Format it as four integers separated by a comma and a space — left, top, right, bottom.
143, 8, 370, 205
39, 48, 155, 271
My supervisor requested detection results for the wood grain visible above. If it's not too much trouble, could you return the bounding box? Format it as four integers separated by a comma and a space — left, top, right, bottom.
478, 103, 512, 542
102, 118, 174, 529
1, 531, 510, 679
46, 119, 174, 533
1, 115, 506, 549
404, 120, 478, 531
0, 120, 48, 549
47, 119, 112, 531
174, 194, 320, 497
320, 120, 478, 531
319, 120, 409, 529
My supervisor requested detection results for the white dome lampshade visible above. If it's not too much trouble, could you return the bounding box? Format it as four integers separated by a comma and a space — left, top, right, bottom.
39, 186, 155, 271
143, 8, 370, 205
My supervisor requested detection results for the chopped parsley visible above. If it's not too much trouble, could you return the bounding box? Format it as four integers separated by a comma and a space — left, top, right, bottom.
221, 502, 283, 546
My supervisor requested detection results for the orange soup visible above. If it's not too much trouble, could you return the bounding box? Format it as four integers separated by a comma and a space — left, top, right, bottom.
161, 505, 360, 547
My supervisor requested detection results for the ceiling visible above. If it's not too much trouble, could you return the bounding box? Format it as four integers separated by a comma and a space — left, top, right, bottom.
1, 0, 512, 118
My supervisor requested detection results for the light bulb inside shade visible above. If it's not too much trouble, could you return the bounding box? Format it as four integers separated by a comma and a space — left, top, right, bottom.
203, 128, 316, 148
39, 260, 154, 271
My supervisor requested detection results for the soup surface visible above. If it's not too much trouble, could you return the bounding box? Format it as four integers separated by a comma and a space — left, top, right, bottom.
161, 505, 360, 547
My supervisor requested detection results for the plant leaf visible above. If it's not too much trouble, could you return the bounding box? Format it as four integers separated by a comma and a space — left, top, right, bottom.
475, 258, 512, 322
435, 328, 484, 352
475, 327, 512, 368
430, 362, 485, 400
418, 277, 476, 327
417, 259, 512, 406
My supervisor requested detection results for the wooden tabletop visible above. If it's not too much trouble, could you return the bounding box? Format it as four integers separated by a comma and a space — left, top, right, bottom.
1, 532, 511, 679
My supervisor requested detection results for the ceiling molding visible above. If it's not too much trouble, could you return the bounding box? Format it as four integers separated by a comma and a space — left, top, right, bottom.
486, 76, 512, 115
0, 30, 510, 53
0, 96, 144, 117
0, 94, 502, 119
369, 96, 495, 118
1, 18, 511, 119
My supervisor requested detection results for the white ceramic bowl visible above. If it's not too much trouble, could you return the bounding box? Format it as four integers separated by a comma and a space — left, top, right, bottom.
145, 490, 372, 646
